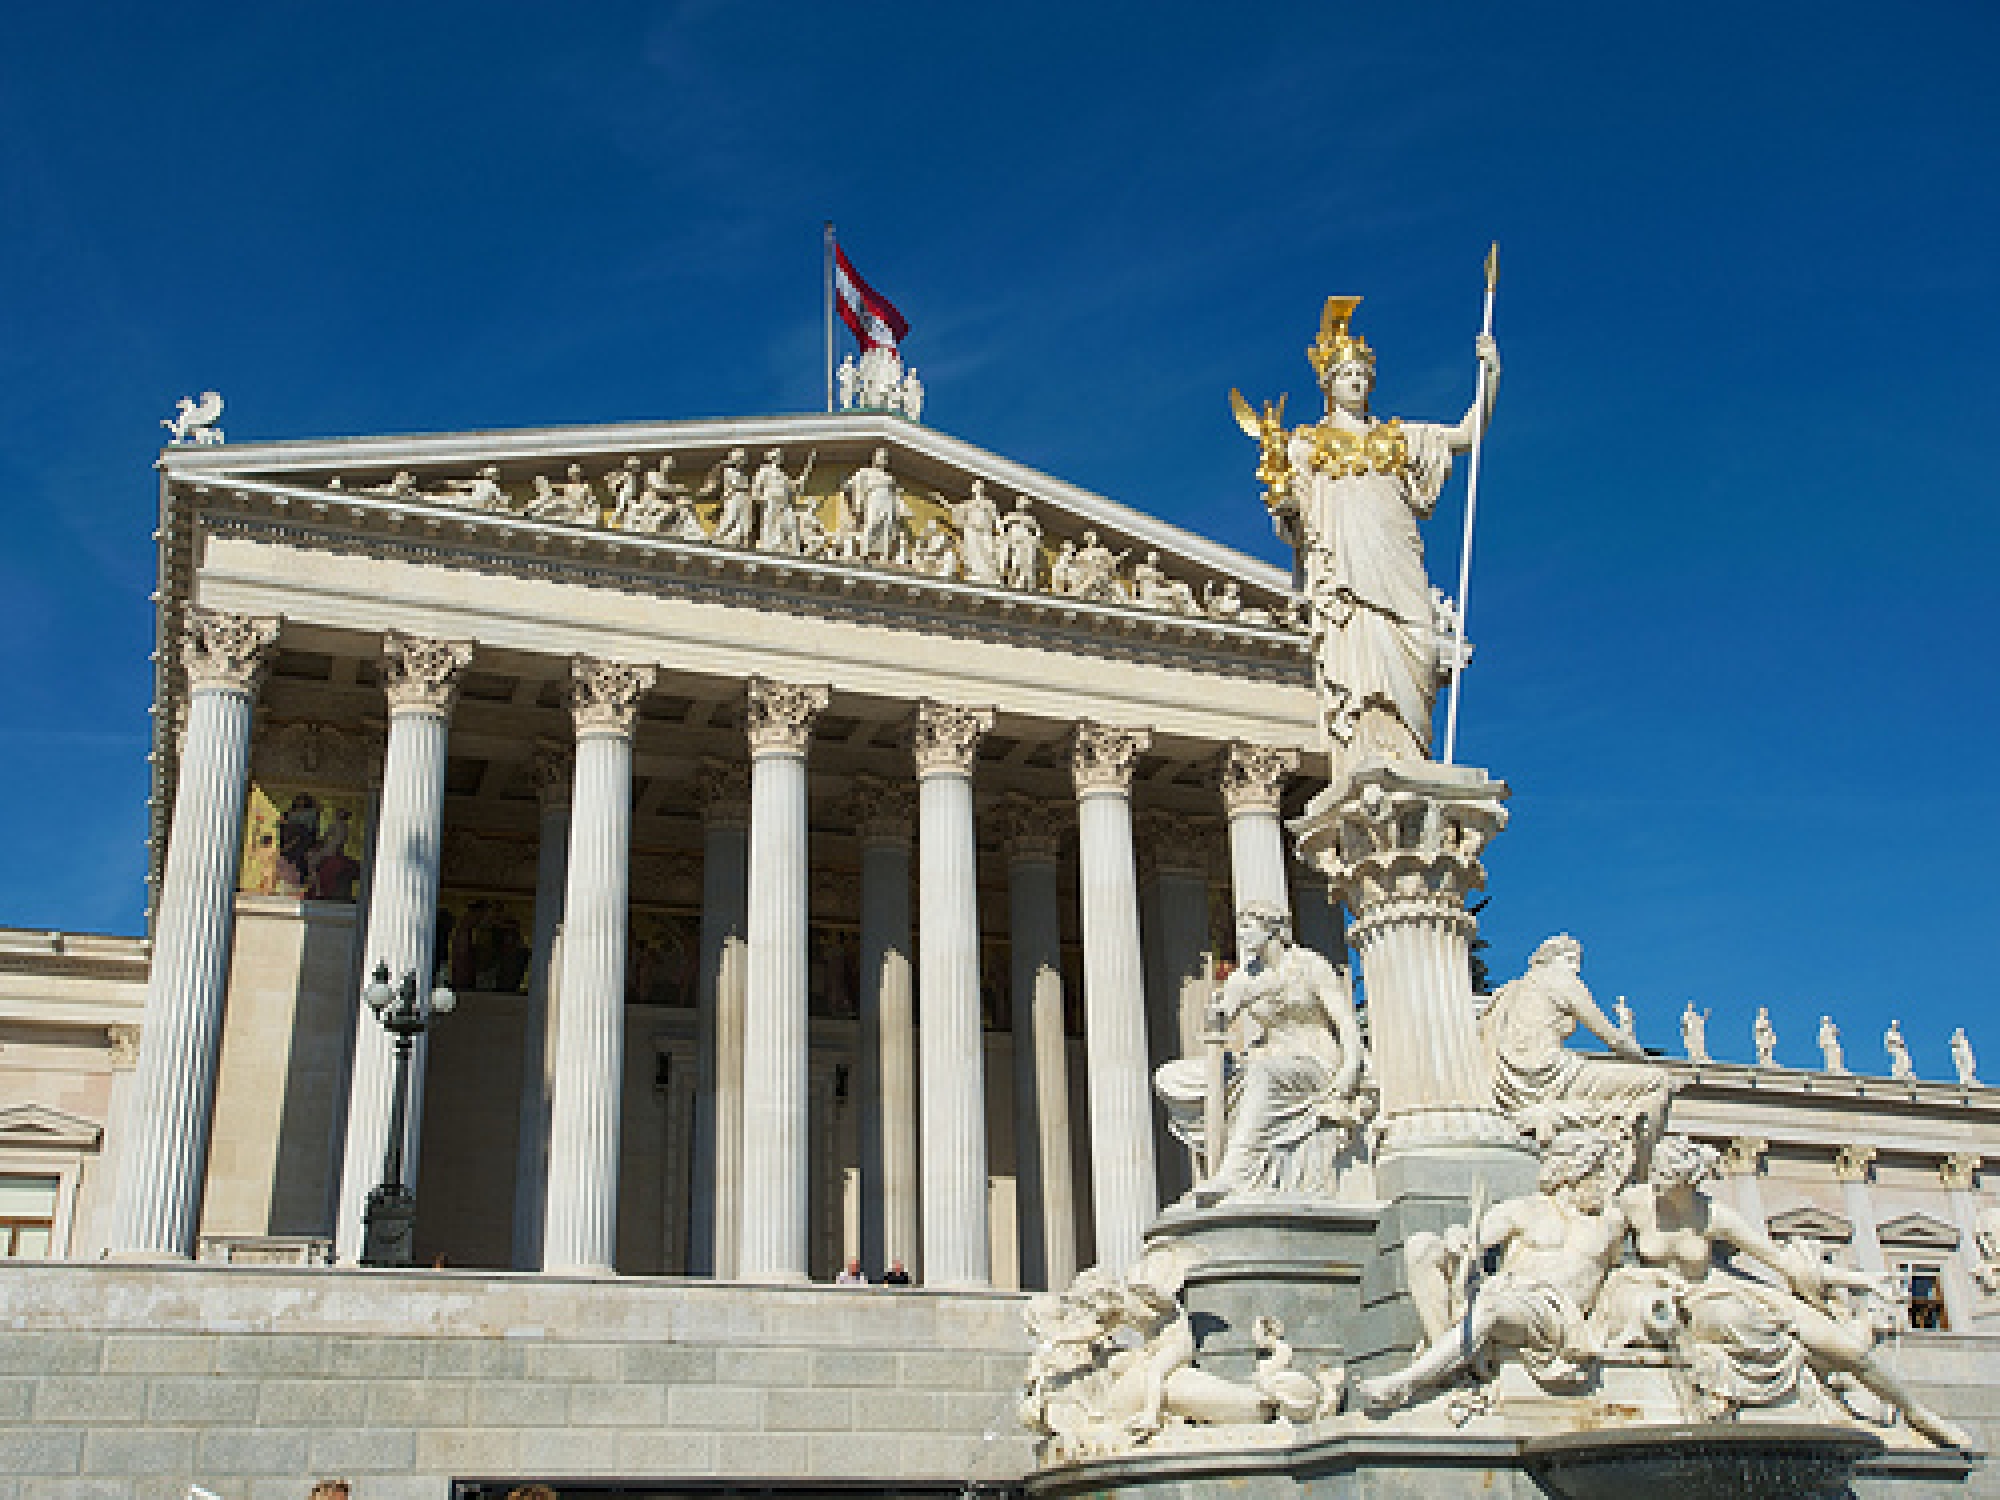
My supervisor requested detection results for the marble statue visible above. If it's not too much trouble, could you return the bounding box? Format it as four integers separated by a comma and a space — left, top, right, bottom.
1133, 552, 1199, 613
1952, 1027, 1979, 1088
1153, 901, 1370, 1200
526, 465, 599, 525
1049, 541, 1080, 596
617, 456, 702, 538
753, 448, 809, 555
845, 447, 905, 563
1204, 580, 1243, 621
1001, 498, 1043, 590
913, 519, 958, 578
1681, 1001, 1711, 1063
1234, 298, 1498, 771
824, 484, 861, 560
836, 354, 859, 411
1360, 1128, 1633, 1411
899, 369, 924, 422
704, 449, 754, 547
1020, 1239, 1343, 1462
1613, 995, 1635, 1038
1885, 1019, 1915, 1081
441, 465, 508, 513
162, 390, 225, 445
855, 345, 904, 409
1480, 935, 1672, 1152
1071, 531, 1128, 603
603, 456, 644, 529
1753, 1006, 1779, 1068
1818, 1015, 1848, 1074
1614, 1136, 1971, 1447
950, 481, 1002, 585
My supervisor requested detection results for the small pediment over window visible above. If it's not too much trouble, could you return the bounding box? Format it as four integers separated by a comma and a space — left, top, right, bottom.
1877, 1211, 1961, 1252
1766, 1205, 1854, 1244
0, 1102, 103, 1152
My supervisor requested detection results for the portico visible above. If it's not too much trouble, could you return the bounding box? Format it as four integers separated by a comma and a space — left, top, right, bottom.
116, 414, 1328, 1286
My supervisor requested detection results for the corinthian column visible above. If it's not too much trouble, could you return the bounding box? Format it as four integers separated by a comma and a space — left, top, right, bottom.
333, 631, 474, 1265
1219, 742, 1299, 923
1071, 722, 1159, 1273
543, 658, 656, 1275
995, 795, 1074, 1291
850, 774, 917, 1281
914, 700, 995, 1287
737, 676, 828, 1281
689, 759, 750, 1278
512, 743, 571, 1270
108, 609, 279, 1259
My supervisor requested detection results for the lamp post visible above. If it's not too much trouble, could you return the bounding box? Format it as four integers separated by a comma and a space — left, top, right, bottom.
358, 960, 456, 1267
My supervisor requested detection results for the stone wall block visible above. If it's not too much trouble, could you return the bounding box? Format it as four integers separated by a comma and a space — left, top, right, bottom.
762, 1387, 851, 1432
613, 1431, 716, 1473
147, 1376, 258, 1423
666, 1383, 762, 1431
808, 1433, 899, 1477
946, 1388, 1017, 1432
254, 1380, 368, 1426
195, 1428, 308, 1476
307, 1427, 419, 1473
212, 1334, 325, 1377
0, 1334, 99, 1375
324, 1338, 426, 1378
809, 1349, 900, 1387
669, 1292, 765, 1344
514, 1428, 602, 1472
100, 1334, 213, 1375
0, 1380, 28, 1422
565, 1382, 666, 1427
360, 1378, 470, 1428
851, 1388, 945, 1432
415, 1428, 519, 1471
716, 1346, 810, 1388
715, 1434, 808, 1476
470, 1380, 570, 1428
21, 1481, 126, 1500
0, 1429, 84, 1477
523, 1341, 622, 1383
621, 1343, 717, 1385
898, 1349, 992, 1390
424, 1337, 528, 1380
80, 1429, 195, 1476
31, 1377, 147, 1425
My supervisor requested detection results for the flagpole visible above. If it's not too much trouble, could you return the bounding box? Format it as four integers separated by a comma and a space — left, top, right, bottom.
1442, 242, 1499, 766
823, 222, 836, 414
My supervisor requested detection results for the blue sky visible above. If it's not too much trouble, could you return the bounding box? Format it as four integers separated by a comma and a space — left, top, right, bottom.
2, 2, 1995, 1078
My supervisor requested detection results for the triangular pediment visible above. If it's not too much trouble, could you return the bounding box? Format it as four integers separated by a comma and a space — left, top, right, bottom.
162, 411, 1296, 618
1766, 1205, 1853, 1243
0, 1102, 102, 1152
1876, 1211, 1961, 1251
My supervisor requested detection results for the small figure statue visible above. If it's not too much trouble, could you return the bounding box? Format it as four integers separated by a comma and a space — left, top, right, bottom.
1753, 1006, 1779, 1068
1360, 1129, 1632, 1412
1481, 935, 1672, 1153
526, 466, 598, 525
912, 518, 958, 578
459, 465, 508, 513
824, 483, 861, 560
619, 456, 702, 538
1132, 551, 1173, 610
703, 448, 755, 547
604, 455, 646, 529
1613, 995, 1636, 1038
836, 353, 860, 411
1974, 1205, 2000, 1295
1049, 540, 1081, 596
1001, 498, 1043, 590
1952, 1027, 1979, 1088
856, 345, 904, 408
951, 480, 1002, 585
1070, 531, 1128, 603
1817, 1015, 1848, 1074
1204, 580, 1244, 621
845, 447, 906, 563
1681, 1001, 1711, 1064
900, 369, 925, 422
1153, 900, 1370, 1200
1885, 1019, 1916, 1081
752, 448, 810, 555
161, 390, 225, 445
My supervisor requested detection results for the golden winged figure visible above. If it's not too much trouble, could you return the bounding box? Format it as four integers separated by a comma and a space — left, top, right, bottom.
1229, 387, 1293, 515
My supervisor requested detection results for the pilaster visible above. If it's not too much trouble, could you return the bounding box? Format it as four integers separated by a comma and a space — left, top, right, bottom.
851, 773, 918, 1281
512, 743, 571, 1271
690, 759, 751, 1278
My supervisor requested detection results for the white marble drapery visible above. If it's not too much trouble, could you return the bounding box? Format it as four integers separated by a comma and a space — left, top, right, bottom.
542, 659, 656, 1275
915, 701, 995, 1287
852, 774, 918, 1280
737, 677, 828, 1281
108, 610, 279, 1259
1071, 722, 1159, 1274
689, 760, 750, 1279
334, 632, 473, 1265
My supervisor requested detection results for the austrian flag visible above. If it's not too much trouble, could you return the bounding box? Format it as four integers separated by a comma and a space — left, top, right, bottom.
833, 245, 909, 353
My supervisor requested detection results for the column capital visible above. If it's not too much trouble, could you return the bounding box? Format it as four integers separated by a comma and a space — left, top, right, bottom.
566, 657, 657, 735
745, 676, 830, 756
1295, 761, 1509, 918
531, 741, 574, 808
1941, 1152, 1982, 1192
990, 793, 1064, 863
1833, 1144, 1877, 1182
1722, 1136, 1768, 1177
1218, 742, 1300, 818
381, 631, 475, 715
849, 773, 916, 846
912, 701, 995, 778
183, 608, 281, 695
695, 758, 751, 829
106, 1023, 143, 1070
1070, 722, 1151, 797
1136, 807, 1219, 881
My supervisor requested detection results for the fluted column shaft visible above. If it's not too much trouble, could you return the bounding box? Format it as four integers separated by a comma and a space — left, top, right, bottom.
542, 658, 654, 1274
512, 747, 570, 1270
852, 777, 917, 1279
738, 677, 828, 1281
1220, 742, 1298, 924
109, 611, 279, 1258
1138, 813, 1215, 1208
1834, 1147, 1886, 1274
689, 762, 749, 1278
1072, 723, 1158, 1273
916, 702, 994, 1288
999, 798, 1074, 1292
334, 632, 473, 1264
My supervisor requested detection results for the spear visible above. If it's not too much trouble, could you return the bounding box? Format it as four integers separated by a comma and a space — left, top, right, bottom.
1442, 242, 1499, 766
